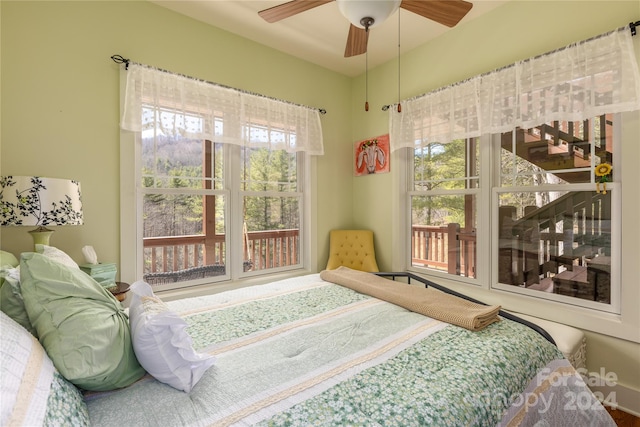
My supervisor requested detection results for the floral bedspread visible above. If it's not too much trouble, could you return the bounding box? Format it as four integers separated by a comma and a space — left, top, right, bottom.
85, 274, 611, 426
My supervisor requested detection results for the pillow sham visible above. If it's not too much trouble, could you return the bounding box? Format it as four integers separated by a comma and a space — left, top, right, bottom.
0, 311, 89, 426
129, 280, 216, 392
20, 253, 145, 391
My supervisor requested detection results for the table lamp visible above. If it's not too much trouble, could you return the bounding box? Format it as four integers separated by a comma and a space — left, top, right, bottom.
0, 176, 84, 247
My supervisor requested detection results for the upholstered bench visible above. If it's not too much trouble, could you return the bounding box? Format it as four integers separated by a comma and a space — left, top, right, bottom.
511, 313, 587, 370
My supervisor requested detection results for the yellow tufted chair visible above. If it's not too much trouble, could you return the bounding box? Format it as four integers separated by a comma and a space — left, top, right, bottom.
325, 230, 379, 272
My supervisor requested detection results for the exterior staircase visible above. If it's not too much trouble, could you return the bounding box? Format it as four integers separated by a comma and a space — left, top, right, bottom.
500, 116, 613, 184
499, 179, 612, 304
497, 115, 613, 303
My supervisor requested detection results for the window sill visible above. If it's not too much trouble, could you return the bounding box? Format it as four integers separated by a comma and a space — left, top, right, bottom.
156, 268, 314, 302
406, 268, 639, 343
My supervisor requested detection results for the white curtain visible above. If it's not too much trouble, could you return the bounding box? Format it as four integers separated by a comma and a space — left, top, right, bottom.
390, 27, 640, 151
121, 64, 324, 155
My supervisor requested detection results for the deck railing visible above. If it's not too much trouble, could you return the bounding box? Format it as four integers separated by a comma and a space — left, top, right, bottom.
143, 229, 300, 277
411, 224, 476, 278
143, 226, 476, 280
499, 191, 611, 302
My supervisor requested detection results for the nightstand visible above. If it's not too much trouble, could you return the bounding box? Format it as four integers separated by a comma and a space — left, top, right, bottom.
109, 282, 130, 302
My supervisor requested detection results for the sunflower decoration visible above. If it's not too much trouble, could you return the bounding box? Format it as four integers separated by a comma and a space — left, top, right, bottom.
594, 163, 612, 194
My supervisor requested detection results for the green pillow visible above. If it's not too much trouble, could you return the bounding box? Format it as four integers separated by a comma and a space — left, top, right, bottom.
0, 250, 19, 288
0, 250, 19, 268
20, 253, 145, 391
1, 247, 76, 336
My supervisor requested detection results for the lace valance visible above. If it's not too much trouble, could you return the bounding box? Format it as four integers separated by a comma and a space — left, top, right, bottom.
121, 64, 324, 155
390, 27, 640, 151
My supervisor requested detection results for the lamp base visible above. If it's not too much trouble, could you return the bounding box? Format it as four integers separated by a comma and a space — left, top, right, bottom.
29, 226, 54, 248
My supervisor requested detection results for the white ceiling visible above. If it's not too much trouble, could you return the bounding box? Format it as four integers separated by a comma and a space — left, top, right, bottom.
151, 0, 509, 77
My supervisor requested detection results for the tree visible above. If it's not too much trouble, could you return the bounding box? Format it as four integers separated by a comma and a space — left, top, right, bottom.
412, 139, 469, 227
243, 148, 298, 232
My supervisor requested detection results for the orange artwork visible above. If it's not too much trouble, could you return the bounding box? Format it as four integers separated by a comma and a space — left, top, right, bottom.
354, 134, 390, 176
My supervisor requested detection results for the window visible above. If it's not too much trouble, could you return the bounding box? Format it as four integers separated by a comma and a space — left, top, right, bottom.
391, 28, 639, 323
494, 116, 615, 307
138, 108, 306, 290
119, 64, 322, 291
241, 146, 302, 272
405, 114, 619, 311
410, 138, 479, 279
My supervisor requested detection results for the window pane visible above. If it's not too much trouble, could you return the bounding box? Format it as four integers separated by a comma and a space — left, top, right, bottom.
241, 146, 301, 273
500, 115, 614, 186
142, 193, 227, 284
241, 147, 297, 192
411, 195, 476, 278
413, 139, 479, 191
134, 104, 308, 290
141, 136, 223, 190
244, 196, 300, 272
498, 190, 611, 303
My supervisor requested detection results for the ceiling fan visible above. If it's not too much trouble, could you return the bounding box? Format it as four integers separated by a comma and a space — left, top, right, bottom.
258, 0, 473, 58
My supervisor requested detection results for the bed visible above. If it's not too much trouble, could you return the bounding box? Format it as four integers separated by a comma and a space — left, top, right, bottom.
1, 250, 615, 426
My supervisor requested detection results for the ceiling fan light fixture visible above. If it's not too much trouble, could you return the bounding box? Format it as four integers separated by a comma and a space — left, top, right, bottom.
336, 0, 401, 29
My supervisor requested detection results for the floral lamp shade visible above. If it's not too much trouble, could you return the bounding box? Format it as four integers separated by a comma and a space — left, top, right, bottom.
0, 176, 83, 246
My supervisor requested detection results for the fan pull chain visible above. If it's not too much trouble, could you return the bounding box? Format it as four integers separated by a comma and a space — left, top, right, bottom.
397, 10, 402, 113
365, 46, 369, 111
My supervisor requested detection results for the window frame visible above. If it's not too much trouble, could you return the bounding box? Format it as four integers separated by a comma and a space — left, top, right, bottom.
119, 77, 316, 294
488, 115, 621, 314
491, 183, 621, 314
234, 144, 307, 277
407, 137, 482, 284
394, 112, 636, 340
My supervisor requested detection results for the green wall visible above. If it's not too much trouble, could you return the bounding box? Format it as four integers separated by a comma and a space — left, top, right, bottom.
352, 0, 640, 271
0, 0, 353, 268
349, 0, 640, 412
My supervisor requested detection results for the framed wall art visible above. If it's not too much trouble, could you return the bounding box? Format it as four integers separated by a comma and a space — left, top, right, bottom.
354, 134, 390, 176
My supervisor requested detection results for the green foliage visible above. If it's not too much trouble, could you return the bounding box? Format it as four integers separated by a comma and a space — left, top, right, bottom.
412, 140, 472, 226
243, 148, 298, 232
142, 140, 299, 239
142, 142, 210, 237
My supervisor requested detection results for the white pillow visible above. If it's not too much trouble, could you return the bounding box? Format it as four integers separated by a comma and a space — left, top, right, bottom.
128, 281, 216, 392
35, 244, 79, 269
0, 312, 89, 426
0, 311, 54, 425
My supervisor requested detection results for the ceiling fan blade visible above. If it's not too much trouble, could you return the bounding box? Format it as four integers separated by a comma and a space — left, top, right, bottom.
400, 0, 473, 27
258, 0, 333, 23
344, 24, 368, 57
